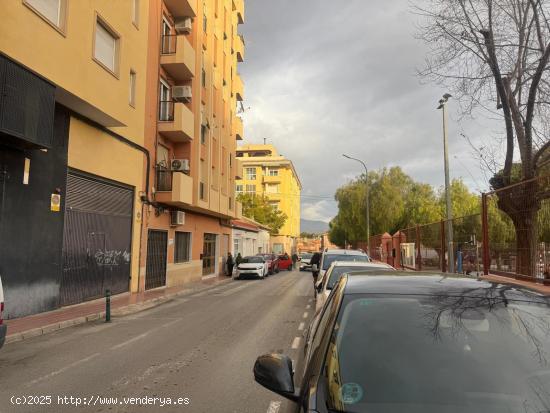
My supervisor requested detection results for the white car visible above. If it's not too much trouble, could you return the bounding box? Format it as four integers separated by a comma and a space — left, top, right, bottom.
234, 256, 269, 279
0, 275, 6, 349
299, 253, 313, 271
315, 261, 395, 313
318, 249, 370, 279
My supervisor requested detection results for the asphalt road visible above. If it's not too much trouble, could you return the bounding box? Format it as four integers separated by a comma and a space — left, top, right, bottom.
0, 269, 314, 413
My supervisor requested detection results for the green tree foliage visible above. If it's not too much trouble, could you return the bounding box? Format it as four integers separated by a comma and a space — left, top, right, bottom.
237, 193, 287, 235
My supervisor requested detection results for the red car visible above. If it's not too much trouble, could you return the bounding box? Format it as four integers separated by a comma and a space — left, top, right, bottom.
278, 254, 293, 271
257, 254, 279, 274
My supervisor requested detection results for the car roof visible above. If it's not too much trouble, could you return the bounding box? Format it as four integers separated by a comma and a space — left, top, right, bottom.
323, 249, 366, 256
331, 261, 390, 268
342, 272, 550, 303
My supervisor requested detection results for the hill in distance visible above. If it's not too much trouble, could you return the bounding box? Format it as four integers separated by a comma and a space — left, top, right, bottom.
300, 219, 329, 235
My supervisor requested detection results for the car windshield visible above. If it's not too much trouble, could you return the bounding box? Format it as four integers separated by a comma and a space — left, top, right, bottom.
322, 254, 369, 270
326, 266, 380, 290
323, 294, 550, 413
242, 257, 263, 264
300, 253, 313, 259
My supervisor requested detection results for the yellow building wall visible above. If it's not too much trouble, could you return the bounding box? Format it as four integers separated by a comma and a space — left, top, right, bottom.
68, 118, 145, 293
0, 0, 149, 142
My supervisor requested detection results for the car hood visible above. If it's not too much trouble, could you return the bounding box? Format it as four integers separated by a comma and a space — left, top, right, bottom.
238, 263, 264, 269
301, 259, 311, 264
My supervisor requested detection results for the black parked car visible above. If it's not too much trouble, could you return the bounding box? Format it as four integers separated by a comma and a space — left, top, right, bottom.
254, 272, 550, 413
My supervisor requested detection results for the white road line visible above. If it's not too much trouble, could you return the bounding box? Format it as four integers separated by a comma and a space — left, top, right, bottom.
26, 353, 100, 386
218, 282, 253, 296
161, 318, 181, 329
291, 337, 301, 349
303, 312, 309, 319
298, 322, 305, 331
267, 401, 282, 413
110, 332, 150, 350
306, 304, 311, 309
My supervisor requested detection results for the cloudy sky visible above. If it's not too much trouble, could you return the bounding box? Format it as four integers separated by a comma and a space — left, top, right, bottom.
240, 0, 502, 223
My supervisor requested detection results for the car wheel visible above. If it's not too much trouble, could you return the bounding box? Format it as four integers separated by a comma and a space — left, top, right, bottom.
275, 266, 280, 274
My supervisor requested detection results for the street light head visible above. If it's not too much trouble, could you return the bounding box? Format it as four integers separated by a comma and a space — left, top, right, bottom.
443, 93, 452, 100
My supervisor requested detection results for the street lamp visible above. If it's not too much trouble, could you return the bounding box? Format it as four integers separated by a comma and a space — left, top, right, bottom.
343, 154, 370, 255
437, 94, 455, 273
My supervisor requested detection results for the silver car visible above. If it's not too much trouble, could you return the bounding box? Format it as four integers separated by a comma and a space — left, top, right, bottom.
234, 256, 269, 279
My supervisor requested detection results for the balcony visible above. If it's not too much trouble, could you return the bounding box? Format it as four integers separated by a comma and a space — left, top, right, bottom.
232, 116, 243, 140
232, 0, 244, 24
234, 74, 244, 101
234, 34, 245, 62
156, 171, 193, 206
158, 101, 195, 142
160, 35, 195, 82
164, 0, 197, 18
235, 158, 243, 179
263, 174, 281, 184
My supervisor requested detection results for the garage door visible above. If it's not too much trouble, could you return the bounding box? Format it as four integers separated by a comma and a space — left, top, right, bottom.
60, 173, 133, 306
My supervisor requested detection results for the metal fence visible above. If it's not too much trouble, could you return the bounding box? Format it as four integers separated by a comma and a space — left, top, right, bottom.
365, 174, 550, 285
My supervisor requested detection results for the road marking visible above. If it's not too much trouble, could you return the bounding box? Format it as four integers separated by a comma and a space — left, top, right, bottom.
267, 401, 281, 413
218, 282, 253, 296
303, 312, 309, 319
27, 353, 100, 386
306, 304, 311, 309
291, 337, 301, 349
110, 332, 150, 350
298, 322, 305, 331
161, 318, 181, 329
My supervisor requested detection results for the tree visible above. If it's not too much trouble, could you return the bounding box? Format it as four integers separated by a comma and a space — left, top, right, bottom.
237, 194, 287, 235
416, 0, 550, 276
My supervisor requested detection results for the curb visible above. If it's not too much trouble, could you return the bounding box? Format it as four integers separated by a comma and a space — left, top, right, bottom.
5, 278, 232, 345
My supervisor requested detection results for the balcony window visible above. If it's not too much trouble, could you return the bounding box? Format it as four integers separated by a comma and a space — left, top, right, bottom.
156, 145, 171, 191
175, 232, 191, 263
266, 184, 279, 194
245, 167, 256, 180
245, 184, 256, 194
200, 124, 207, 144
236, 184, 243, 194
159, 79, 172, 121
200, 182, 206, 200
268, 168, 279, 176
24, 0, 66, 31
129, 70, 136, 107
94, 17, 119, 75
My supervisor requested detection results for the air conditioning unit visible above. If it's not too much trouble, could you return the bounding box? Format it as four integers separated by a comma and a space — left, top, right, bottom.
170, 210, 185, 226
172, 86, 192, 103
171, 158, 190, 173
175, 18, 192, 34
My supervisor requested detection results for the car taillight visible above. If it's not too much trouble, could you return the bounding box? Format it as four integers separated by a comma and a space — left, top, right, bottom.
0, 302, 4, 325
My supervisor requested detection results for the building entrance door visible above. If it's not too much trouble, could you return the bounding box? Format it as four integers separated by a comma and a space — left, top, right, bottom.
202, 233, 217, 276
145, 230, 168, 290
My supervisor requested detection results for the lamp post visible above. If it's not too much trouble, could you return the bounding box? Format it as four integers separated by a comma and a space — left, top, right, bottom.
437, 94, 455, 273
343, 155, 370, 254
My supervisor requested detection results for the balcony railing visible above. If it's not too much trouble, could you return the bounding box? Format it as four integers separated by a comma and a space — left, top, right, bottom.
161, 35, 178, 54
156, 165, 172, 191
159, 100, 175, 122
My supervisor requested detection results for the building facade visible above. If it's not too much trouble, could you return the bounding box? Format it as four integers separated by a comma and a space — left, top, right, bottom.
140, 0, 245, 289
236, 144, 301, 254
231, 218, 270, 258
0, 0, 149, 318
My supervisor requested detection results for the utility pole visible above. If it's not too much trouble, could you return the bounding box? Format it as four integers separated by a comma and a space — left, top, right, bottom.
343, 155, 370, 255
437, 94, 455, 273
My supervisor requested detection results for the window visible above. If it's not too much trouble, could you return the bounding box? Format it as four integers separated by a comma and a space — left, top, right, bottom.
245, 184, 256, 194
268, 168, 279, 176
200, 124, 208, 144
245, 167, 256, 180
24, 0, 66, 31
203, 14, 207, 32
199, 182, 206, 200
129, 70, 136, 107
269, 201, 279, 211
159, 79, 171, 121
266, 184, 279, 194
175, 232, 191, 263
229, 197, 233, 209
229, 154, 233, 168
201, 68, 207, 87
94, 17, 119, 75
132, 0, 140, 27
236, 184, 243, 194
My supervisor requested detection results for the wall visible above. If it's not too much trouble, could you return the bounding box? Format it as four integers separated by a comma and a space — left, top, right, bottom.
0, 105, 70, 318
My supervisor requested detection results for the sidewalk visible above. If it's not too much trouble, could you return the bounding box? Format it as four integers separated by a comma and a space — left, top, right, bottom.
4, 275, 232, 344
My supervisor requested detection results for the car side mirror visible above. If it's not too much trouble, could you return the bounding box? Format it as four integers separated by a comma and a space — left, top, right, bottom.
253, 354, 300, 402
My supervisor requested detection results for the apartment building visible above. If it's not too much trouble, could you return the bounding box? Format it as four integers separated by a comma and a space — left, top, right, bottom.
140, 0, 245, 289
0, 0, 149, 317
236, 144, 301, 254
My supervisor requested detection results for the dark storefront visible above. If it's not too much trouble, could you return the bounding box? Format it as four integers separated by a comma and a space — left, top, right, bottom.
0, 54, 69, 318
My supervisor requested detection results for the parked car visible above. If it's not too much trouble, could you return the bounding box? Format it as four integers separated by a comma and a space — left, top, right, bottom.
234, 256, 269, 279
254, 272, 550, 413
299, 253, 313, 271
0, 275, 6, 349
315, 261, 395, 313
257, 254, 279, 274
318, 249, 369, 278
278, 254, 293, 271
